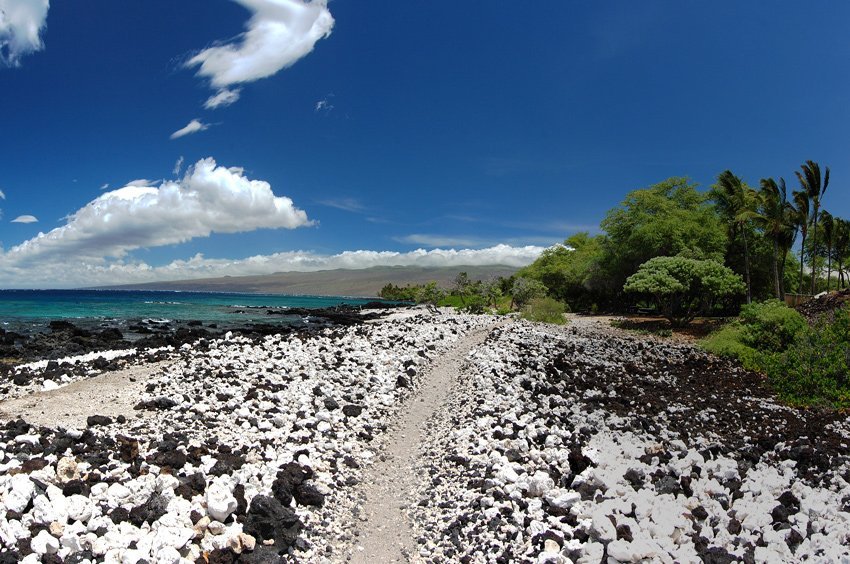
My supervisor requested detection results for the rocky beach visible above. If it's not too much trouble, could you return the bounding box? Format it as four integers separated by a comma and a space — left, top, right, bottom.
1, 310, 849, 563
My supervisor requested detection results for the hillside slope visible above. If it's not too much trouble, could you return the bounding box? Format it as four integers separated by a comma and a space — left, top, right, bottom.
97, 265, 518, 297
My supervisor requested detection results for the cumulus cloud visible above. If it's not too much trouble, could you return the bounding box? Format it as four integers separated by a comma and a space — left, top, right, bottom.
3, 157, 311, 267
204, 88, 241, 109
170, 119, 209, 139
186, 0, 333, 89
0, 245, 544, 288
11, 214, 37, 223
0, 0, 49, 67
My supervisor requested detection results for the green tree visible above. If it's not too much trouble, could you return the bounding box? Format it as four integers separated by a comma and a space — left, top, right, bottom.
511, 277, 547, 308
452, 272, 472, 305
796, 160, 830, 294
518, 233, 605, 309
834, 219, 850, 289
710, 170, 760, 303
623, 256, 745, 326
821, 210, 835, 291
758, 177, 796, 299
792, 190, 810, 294
600, 177, 726, 293
416, 282, 445, 306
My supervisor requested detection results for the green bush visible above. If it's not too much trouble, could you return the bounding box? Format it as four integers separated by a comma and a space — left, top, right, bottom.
701, 323, 764, 372
702, 302, 850, 408
762, 310, 850, 408
460, 295, 487, 314
623, 256, 744, 326
738, 299, 807, 352
521, 297, 568, 324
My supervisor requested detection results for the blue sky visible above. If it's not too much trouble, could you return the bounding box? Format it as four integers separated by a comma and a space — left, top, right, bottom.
0, 1, 848, 287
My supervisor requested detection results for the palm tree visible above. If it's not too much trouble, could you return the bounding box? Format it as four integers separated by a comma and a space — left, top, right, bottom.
820, 210, 835, 291
711, 170, 759, 303
796, 161, 830, 294
792, 190, 810, 294
759, 177, 795, 299
833, 218, 850, 289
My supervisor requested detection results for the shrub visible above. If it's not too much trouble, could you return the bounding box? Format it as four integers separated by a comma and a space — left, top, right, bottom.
762, 309, 850, 408
521, 297, 568, 324
738, 299, 807, 352
701, 323, 764, 372
511, 277, 547, 308
461, 295, 487, 314
624, 256, 745, 326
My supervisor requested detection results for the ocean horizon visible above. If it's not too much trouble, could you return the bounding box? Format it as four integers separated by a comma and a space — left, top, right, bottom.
0, 289, 382, 334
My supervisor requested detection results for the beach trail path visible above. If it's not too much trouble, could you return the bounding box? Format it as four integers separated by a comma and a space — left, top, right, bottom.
349, 320, 497, 563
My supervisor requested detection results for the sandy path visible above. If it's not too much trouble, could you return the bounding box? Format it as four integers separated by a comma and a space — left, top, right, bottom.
0, 361, 171, 429
349, 322, 498, 563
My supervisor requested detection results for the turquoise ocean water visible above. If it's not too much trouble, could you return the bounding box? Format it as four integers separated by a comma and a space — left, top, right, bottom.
0, 290, 379, 333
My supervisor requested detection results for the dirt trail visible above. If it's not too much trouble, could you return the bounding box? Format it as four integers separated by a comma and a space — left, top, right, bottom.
349, 322, 498, 563
0, 361, 171, 429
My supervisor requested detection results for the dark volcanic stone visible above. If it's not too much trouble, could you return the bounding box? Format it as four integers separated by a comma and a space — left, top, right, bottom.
727, 518, 742, 535
342, 404, 363, 417
134, 397, 179, 410
129, 494, 169, 526
771, 504, 790, 524
623, 468, 644, 489
147, 449, 187, 470
109, 507, 131, 524
323, 397, 340, 410
293, 482, 325, 507
778, 490, 800, 513
396, 375, 410, 388
86, 415, 113, 427
691, 505, 709, 521
243, 495, 301, 550
117, 435, 139, 463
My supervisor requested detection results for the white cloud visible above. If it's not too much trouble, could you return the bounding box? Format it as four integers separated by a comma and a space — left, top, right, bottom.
0, 0, 49, 67
11, 214, 37, 223
126, 179, 157, 187
173, 156, 184, 176
0, 245, 544, 288
204, 88, 241, 109
100, 183, 109, 191
186, 0, 333, 89
3, 157, 311, 267
0, 189, 5, 199
170, 119, 209, 140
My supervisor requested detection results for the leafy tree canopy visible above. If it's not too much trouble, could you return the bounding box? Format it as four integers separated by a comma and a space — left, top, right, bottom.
601, 178, 727, 285
623, 256, 744, 326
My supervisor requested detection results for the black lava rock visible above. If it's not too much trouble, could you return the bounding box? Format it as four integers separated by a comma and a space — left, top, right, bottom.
342, 404, 363, 417
243, 495, 302, 550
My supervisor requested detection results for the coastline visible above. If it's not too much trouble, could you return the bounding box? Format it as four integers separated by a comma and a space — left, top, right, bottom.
0, 310, 848, 562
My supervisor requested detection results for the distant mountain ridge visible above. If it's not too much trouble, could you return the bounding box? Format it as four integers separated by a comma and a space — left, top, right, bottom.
96, 265, 519, 297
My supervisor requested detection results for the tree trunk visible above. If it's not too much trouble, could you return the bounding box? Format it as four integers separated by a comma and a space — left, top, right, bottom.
772, 238, 781, 299
799, 232, 807, 295
743, 231, 752, 304
779, 249, 787, 299
811, 213, 819, 295
827, 245, 833, 292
